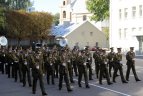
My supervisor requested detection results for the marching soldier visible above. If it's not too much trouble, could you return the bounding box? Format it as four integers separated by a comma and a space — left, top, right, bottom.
112, 48, 127, 83
107, 47, 116, 77
53, 51, 60, 78
126, 47, 141, 82
22, 49, 32, 87
31, 50, 47, 95
7, 47, 15, 78
46, 53, 55, 85
99, 49, 112, 85
71, 49, 78, 76
0, 49, 2, 72
66, 49, 74, 83
17, 47, 23, 83
93, 47, 100, 78
85, 48, 93, 80
77, 50, 90, 88
12, 49, 21, 82
58, 50, 73, 92
0, 48, 6, 74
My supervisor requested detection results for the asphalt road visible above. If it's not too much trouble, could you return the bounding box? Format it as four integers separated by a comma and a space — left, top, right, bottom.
0, 57, 143, 96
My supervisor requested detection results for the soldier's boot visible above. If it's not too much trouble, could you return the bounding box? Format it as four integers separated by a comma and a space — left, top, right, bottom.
113, 80, 116, 83
99, 81, 102, 85
52, 79, 55, 85
122, 80, 128, 83
67, 88, 73, 92
42, 92, 47, 96
86, 85, 90, 88
47, 75, 50, 85
108, 82, 113, 85
78, 83, 82, 87
136, 78, 141, 82
67, 86, 73, 92
89, 75, 93, 80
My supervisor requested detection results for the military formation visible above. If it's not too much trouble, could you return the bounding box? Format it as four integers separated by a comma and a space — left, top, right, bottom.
0, 45, 141, 96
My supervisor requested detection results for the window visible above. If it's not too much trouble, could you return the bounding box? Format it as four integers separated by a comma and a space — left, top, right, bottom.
119, 9, 122, 19
83, 15, 87, 21
139, 27, 142, 31
132, 7, 136, 18
90, 32, 93, 36
119, 29, 121, 39
124, 8, 128, 19
63, 11, 66, 18
63, 1, 65, 6
132, 28, 136, 33
139, 5, 142, 17
95, 42, 99, 47
124, 28, 127, 39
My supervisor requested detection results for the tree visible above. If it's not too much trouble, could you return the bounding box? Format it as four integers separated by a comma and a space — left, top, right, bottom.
5, 10, 31, 45
5, 10, 53, 45
29, 12, 53, 40
53, 13, 60, 26
0, 7, 6, 35
0, 0, 32, 10
102, 27, 109, 40
86, 0, 109, 21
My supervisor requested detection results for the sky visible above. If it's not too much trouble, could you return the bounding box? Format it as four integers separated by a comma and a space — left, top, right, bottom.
33, 0, 61, 14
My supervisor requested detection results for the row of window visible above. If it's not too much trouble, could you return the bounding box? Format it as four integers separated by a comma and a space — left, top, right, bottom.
118, 27, 142, 39
62, 11, 87, 21
119, 5, 142, 19
82, 32, 93, 36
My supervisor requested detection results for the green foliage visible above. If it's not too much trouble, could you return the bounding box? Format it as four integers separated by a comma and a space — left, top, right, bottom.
86, 0, 109, 21
0, 0, 32, 10
53, 13, 60, 26
102, 27, 109, 40
0, 7, 4, 27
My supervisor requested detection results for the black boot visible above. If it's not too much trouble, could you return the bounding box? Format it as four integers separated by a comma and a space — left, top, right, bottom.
42, 92, 47, 95
86, 85, 90, 88
108, 82, 113, 85
67, 89, 73, 92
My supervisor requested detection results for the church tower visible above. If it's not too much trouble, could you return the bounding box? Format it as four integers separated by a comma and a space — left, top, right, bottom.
59, 0, 72, 25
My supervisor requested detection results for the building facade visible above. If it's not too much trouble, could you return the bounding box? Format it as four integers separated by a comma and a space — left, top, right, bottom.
110, 0, 143, 55
59, 0, 92, 24
51, 21, 107, 49
50, 0, 109, 49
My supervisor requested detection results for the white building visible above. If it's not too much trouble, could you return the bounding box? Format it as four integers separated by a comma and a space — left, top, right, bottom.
51, 21, 107, 49
110, 0, 143, 55
50, 0, 108, 49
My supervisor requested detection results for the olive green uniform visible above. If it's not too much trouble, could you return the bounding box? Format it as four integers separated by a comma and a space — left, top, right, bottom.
113, 51, 127, 83
31, 52, 47, 95
126, 50, 140, 81
77, 51, 90, 88
58, 52, 72, 92
99, 51, 112, 85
